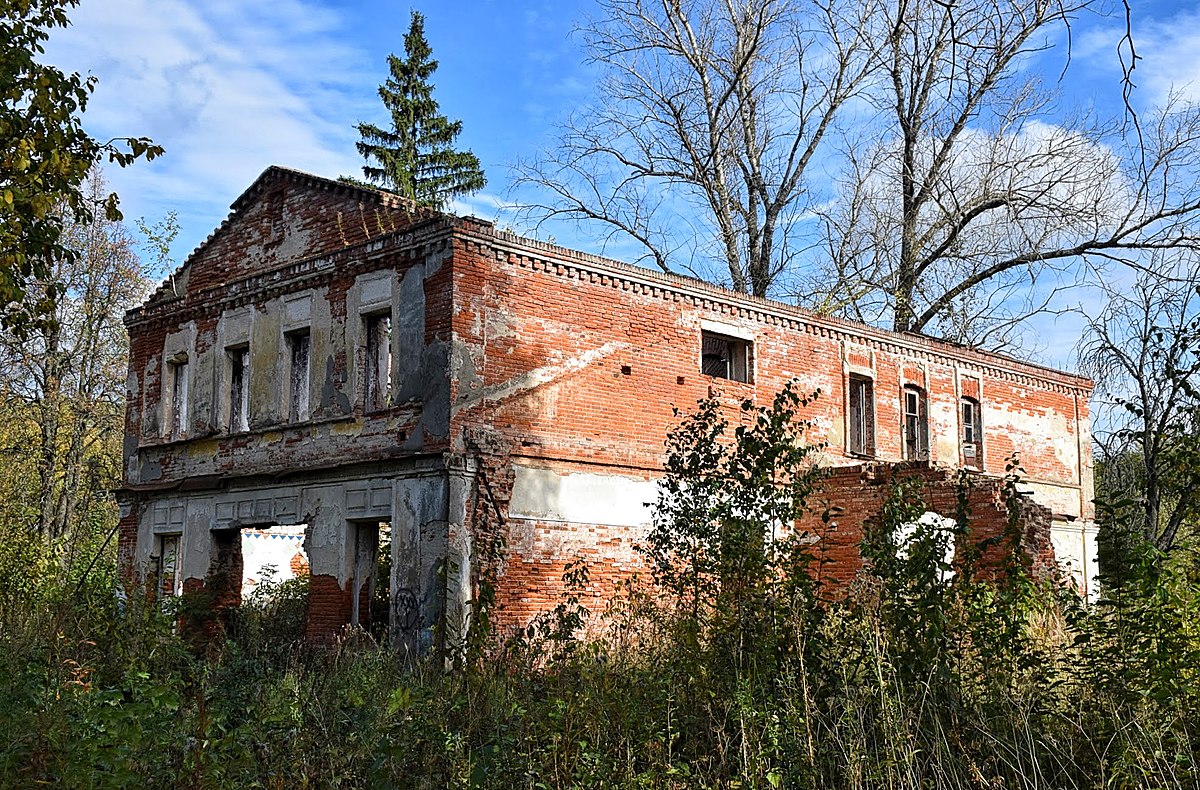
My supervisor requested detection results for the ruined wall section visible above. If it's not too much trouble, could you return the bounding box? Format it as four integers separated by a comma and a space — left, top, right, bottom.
444, 225, 1095, 630
123, 219, 458, 491
146, 167, 435, 303
795, 463, 1058, 590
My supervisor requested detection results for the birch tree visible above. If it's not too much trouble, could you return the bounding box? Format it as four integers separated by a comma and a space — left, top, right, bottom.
0, 171, 153, 561
1080, 262, 1200, 555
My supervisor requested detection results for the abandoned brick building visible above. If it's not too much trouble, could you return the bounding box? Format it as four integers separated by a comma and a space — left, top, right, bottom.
117, 166, 1098, 650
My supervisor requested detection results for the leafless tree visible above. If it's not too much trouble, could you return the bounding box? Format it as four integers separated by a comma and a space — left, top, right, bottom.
0, 170, 154, 559
513, 0, 878, 297
521, 0, 1200, 351
1079, 260, 1200, 554
808, 0, 1200, 344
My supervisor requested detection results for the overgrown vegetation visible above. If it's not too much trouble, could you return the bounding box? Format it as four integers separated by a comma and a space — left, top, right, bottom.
1, 387, 1197, 788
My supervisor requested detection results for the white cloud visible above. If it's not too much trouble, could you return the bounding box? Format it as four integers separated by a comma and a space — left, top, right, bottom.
1073, 4, 1200, 107
44, 0, 375, 260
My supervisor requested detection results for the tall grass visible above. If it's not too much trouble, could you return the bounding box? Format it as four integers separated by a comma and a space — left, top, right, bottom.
1, 385, 1197, 787
0, 531, 1196, 787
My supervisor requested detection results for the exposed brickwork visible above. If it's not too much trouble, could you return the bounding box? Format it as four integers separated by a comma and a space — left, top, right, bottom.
492, 519, 646, 635
119, 166, 1095, 645
796, 463, 1058, 591
305, 574, 354, 642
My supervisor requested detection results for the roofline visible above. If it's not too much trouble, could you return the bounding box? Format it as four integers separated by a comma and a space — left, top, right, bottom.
449, 219, 1094, 391
138, 164, 1092, 392
160, 166, 430, 292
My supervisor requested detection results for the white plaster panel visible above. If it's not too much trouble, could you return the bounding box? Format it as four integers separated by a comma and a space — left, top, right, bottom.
1023, 481, 1082, 519
700, 318, 755, 341
346, 483, 393, 519
508, 465, 657, 528
930, 395, 958, 463
219, 306, 252, 348
1051, 521, 1100, 601
301, 483, 353, 583
284, 292, 312, 329
357, 270, 394, 313
181, 497, 215, 581
393, 263, 426, 396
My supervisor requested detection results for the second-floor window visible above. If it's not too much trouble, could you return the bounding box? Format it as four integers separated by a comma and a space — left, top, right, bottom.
701, 331, 752, 383
365, 313, 392, 411
227, 346, 249, 432
903, 385, 929, 461
287, 329, 311, 423
167, 357, 189, 440
848, 375, 875, 456
961, 397, 982, 467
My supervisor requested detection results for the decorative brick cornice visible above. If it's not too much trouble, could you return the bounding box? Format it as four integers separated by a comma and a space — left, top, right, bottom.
459, 224, 1092, 395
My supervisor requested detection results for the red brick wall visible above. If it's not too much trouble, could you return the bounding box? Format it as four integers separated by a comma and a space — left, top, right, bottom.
305, 574, 355, 642
180, 167, 435, 295
796, 463, 1057, 590
447, 231, 1090, 487
446, 226, 1088, 631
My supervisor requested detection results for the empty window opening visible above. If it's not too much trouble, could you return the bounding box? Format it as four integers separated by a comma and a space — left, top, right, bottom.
364, 313, 392, 411
241, 525, 309, 595
893, 511, 958, 582
206, 524, 311, 639
848, 375, 876, 457
166, 357, 189, 440
349, 521, 392, 643
287, 329, 311, 423
701, 331, 752, 383
961, 397, 982, 468
903, 385, 929, 461
227, 346, 249, 433
154, 533, 183, 599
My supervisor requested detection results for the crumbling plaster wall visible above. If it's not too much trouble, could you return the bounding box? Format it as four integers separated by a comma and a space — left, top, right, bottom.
120, 170, 467, 645
123, 236, 456, 490
128, 464, 449, 648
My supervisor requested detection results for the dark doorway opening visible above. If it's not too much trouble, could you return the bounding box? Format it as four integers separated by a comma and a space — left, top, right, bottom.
349, 520, 392, 643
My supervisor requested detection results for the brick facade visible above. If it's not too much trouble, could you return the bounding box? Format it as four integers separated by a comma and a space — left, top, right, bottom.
117, 167, 1097, 648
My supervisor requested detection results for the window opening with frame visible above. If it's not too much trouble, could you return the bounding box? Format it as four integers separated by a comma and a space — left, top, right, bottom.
903, 385, 930, 461
154, 533, 183, 598
287, 329, 311, 423
166, 357, 189, 440
961, 396, 982, 468
227, 346, 249, 433
701, 331, 752, 383
848, 375, 876, 456
364, 313, 392, 411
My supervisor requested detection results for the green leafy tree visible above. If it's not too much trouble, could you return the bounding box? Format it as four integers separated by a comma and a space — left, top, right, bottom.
644, 382, 827, 673
0, 0, 162, 328
353, 11, 485, 209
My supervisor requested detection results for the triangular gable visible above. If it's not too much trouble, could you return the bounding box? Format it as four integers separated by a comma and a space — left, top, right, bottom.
149, 166, 438, 304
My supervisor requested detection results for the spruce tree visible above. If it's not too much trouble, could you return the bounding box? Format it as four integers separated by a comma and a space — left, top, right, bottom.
354, 11, 486, 210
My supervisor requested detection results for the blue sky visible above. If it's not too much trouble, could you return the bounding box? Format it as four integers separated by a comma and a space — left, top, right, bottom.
44, 0, 596, 258
40, 0, 1200, 366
